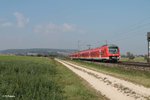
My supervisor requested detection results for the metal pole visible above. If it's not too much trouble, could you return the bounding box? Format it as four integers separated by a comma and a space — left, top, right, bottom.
78, 40, 80, 51
148, 40, 150, 63
78, 40, 80, 59
106, 40, 108, 45
147, 32, 150, 63
87, 44, 91, 49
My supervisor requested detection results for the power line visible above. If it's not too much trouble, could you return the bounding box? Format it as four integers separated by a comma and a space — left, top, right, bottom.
76, 17, 150, 51
112, 17, 150, 35
107, 18, 150, 44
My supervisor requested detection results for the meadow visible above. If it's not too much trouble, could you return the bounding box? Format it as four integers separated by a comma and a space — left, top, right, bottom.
120, 57, 146, 62
0, 56, 106, 100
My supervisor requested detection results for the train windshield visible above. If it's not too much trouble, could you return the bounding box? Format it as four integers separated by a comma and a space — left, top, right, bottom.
109, 46, 118, 54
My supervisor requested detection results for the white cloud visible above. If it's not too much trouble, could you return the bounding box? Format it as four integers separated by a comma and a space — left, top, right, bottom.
62, 23, 75, 32
1, 22, 13, 27
33, 23, 76, 34
14, 12, 29, 28
0, 18, 12, 27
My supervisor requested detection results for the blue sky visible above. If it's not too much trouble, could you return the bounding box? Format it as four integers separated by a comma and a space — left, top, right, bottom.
0, 0, 150, 54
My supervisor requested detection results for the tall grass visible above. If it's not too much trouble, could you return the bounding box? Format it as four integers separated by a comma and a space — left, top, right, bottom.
0, 56, 63, 100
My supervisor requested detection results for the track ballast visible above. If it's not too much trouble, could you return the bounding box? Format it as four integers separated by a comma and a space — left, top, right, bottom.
77, 60, 150, 71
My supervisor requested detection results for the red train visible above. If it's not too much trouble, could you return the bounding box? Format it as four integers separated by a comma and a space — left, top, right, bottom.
70, 44, 121, 62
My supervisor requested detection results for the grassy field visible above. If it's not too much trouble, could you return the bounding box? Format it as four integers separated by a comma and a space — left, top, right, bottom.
0, 56, 106, 100
69, 60, 150, 88
120, 57, 146, 62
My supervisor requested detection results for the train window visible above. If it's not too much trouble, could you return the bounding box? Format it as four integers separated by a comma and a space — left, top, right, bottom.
109, 47, 118, 54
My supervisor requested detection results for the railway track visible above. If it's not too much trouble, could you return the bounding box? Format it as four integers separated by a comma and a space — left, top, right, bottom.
118, 61, 150, 67
79, 60, 150, 71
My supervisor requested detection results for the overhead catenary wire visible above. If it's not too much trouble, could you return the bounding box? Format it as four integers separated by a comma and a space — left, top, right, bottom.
77, 17, 150, 51
93, 17, 150, 48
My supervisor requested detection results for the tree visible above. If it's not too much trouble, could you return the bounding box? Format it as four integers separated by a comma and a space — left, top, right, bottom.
126, 52, 135, 60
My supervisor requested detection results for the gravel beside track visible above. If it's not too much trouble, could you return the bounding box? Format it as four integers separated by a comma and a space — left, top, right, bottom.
56, 59, 150, 100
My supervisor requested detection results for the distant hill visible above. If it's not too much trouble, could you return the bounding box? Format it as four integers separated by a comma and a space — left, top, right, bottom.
0, 48, 77, 56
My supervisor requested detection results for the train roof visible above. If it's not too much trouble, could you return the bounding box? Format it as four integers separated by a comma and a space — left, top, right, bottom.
102, 44, 118, 47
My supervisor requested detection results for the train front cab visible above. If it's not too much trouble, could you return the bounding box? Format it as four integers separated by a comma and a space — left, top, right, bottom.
108, 45, 120, 62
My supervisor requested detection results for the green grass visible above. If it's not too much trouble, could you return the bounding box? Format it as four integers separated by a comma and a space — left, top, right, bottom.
120, 57, 146, 62
69, 60, 150, 88
0, 56, 106, 100
0, 56, 63, 100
